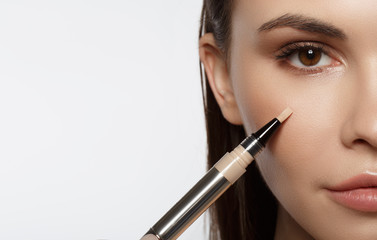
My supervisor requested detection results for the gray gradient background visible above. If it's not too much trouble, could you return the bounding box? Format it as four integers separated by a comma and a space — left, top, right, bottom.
0, 1, 207, 239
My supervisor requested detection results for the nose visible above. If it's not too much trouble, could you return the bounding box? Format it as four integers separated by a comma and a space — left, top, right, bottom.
341, 63, 377, 150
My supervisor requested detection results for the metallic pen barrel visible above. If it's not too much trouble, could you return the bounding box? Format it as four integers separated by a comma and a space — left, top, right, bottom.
147, 167, 231, 240
144, 111, 290, 240
146, 140, 261, 240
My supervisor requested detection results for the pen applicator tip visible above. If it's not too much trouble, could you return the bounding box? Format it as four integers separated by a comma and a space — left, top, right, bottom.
277, 107, 293, 123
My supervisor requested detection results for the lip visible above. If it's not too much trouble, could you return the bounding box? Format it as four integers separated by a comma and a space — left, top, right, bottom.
326, 173, 377, 212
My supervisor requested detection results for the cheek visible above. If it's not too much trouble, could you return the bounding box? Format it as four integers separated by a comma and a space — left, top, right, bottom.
229, 54, 347, 206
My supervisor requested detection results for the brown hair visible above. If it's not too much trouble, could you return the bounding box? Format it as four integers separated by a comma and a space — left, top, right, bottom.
199, 1, 278, 239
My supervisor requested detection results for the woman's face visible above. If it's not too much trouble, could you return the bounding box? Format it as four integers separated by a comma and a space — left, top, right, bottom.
229, 0, 377, 239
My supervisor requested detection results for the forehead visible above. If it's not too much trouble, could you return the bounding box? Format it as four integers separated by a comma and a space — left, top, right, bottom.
232, 0, 377, 34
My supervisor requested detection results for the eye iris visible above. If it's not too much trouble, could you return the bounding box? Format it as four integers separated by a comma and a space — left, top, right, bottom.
298, 48, 321, 66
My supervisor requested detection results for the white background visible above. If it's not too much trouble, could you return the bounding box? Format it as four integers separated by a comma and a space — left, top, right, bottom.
0, 1, 208, 239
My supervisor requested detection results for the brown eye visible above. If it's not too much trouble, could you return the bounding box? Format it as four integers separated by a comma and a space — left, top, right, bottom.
278, 43, 334, 70
298, 48, 322, 66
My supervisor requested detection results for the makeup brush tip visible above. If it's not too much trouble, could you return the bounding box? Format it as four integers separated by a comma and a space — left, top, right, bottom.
277, 107, 293, 123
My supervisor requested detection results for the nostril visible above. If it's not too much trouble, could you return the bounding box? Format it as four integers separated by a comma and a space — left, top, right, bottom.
341, 115, 377, 149
353, 139, 369, 146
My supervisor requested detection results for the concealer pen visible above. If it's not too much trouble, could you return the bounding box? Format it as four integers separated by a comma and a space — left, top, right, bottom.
143, 108, 293, 240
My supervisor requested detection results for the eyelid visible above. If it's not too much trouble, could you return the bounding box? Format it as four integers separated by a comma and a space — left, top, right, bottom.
275, 41, 326, 59
274, 41, 343, 74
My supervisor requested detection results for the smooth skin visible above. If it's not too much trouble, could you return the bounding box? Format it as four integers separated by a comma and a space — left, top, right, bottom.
200, 0, 377, 239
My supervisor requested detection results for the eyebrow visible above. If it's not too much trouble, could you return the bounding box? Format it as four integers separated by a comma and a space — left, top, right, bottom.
258, 14, 347, 40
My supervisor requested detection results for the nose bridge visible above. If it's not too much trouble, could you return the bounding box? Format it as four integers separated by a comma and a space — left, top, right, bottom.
356, 57, 377, 108
342, 58, 377, 148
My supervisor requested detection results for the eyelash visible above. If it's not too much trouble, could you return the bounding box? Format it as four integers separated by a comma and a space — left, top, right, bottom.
274, 42, 338, 74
